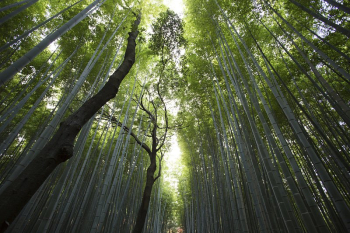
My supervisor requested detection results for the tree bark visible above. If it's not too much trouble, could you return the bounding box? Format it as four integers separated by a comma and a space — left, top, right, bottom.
0, 14, 141, 230
132, 94, 166, 233
132, 154, 157, 233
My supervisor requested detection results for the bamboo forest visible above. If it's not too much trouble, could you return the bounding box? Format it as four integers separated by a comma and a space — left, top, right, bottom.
0, 0, 350, 232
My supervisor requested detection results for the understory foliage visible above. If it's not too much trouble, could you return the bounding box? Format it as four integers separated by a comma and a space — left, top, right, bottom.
0, 0, 350, 232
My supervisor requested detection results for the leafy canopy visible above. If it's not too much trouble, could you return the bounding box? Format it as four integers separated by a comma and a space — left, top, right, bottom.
149, 9, 186, 60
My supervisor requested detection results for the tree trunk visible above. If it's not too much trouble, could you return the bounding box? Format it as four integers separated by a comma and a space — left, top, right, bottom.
132, 154, 157, 233
0, 14, 141, 230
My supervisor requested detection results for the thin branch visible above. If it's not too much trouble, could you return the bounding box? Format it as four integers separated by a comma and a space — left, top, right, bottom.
107, 114, 152, 154
119, 122, 151, 154
140, 94, 156, 123
154, 150, 164, 182
156, 82, 168, 152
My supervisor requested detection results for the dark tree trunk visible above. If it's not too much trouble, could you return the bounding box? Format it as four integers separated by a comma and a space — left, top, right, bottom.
0, 14, 141, 230
132, 154, 157, 233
